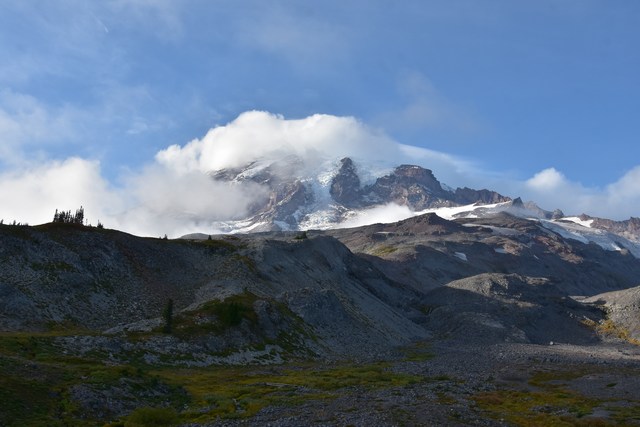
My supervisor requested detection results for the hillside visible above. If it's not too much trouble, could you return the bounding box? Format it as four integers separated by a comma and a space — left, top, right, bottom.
1, 213, 640, 425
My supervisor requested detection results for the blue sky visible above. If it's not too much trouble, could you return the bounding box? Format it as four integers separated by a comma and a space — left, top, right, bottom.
1, 1, 639, 234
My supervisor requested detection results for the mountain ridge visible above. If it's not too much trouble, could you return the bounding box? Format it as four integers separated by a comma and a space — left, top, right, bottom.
208, 156, 510, 232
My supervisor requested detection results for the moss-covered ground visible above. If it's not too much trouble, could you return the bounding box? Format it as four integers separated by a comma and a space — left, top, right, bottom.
473, 366, 640, 426
2, 326, 640, 426
0, 329, 424, 426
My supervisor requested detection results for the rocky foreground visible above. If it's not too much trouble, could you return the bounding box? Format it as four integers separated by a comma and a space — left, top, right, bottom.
1, 213, 640, 425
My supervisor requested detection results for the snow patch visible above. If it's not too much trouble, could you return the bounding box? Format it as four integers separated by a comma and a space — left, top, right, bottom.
539, 219, 640, 258
562, 216, 594, 228
454, 252, 468, 261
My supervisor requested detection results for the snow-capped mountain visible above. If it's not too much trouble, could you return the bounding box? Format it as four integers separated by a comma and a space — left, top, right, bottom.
198, 155, 640, 259
208, 156, 509, 233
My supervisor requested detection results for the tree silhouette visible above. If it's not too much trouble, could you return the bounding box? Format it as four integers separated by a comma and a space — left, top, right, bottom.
52, 206, 86, 225
162, 299, 174, 334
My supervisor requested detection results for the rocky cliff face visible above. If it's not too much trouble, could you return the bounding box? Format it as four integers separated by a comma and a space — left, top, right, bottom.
581, 214, 640, 241
329, 157, 362, 207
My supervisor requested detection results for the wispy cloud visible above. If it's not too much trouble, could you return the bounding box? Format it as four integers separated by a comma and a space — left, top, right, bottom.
377, 71, 483, 134
235, 3, 352, 71
0, 90, 81, 166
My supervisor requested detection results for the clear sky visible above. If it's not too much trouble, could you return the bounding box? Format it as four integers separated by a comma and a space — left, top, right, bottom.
1, 1, 639, 234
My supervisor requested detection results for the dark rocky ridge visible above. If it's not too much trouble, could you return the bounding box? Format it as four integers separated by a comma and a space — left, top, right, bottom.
331, 159, 510, 211
329, 157, 361, 207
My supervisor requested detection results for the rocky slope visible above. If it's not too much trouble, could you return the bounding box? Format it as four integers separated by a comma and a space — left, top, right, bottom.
3, 209, 640, 354
326, 212, 640, 296
584, 285, 640, 341
3, 210, 640, 425
0, 222, 426, 361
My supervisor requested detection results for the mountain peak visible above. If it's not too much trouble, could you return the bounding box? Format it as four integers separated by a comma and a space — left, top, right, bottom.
330, 157, 362, 207
207, 156, 512, 232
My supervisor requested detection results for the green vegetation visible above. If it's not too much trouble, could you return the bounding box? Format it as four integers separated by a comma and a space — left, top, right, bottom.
0, 332, 187, 427
294, 231, 308, 240
153, 361, 422, 422
474, 388, 598, 426
371, 244, 397, 256
124, 406, 179, 426
200, 237, 237, 252
473, 367, 640, 426
596, 319, 640, 345
30, 261, 77, 273
402, 341, 435, 362
0, 329, 427, 426
582, 317, 640, 346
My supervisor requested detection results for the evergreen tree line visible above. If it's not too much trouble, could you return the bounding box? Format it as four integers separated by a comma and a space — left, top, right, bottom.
51, 206, 103, 228
53, 206, 85, 225
1, 206, 103, 228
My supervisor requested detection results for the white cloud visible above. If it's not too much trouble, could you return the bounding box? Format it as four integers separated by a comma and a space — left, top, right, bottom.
525, 168, 568, 191
156, 111, 405, 175
340, 204, 416, 229
116, 165, 268, 237
0, 157, 268, 238
0, 158, 119, 226
503, 166, 640, 220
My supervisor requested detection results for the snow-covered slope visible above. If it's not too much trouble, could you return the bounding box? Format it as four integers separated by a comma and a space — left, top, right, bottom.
196, 155, 640, 260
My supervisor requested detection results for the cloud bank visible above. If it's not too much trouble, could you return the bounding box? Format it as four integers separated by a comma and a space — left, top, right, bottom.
1, 111, 639, 238
518, 166, 640, 220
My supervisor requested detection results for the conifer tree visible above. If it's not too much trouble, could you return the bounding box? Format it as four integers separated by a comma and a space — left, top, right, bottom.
162, 299, 174, 334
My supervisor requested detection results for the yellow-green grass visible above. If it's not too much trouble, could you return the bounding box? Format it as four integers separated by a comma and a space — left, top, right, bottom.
0, 328, 428, 426
474, 367, 640, 426
153, 361, 423, 423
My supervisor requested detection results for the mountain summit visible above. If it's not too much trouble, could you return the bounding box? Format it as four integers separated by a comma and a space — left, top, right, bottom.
209, 156, 510, 232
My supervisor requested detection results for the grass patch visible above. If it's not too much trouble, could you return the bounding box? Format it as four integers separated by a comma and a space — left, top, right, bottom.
475, 367, 640, 426
607, 404, 640, 423
0, 330, 188, 427
30, 261, 77, 273
402, 341, 435, 362
0, 328, 428, 425
123, 406, 179, 426
197, 238, 238, 252
371, 245, 397, 256
596, 319, 640, 345
154, 361, 422, 422
473, 389, 599, 426
233, 254, 257, 272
